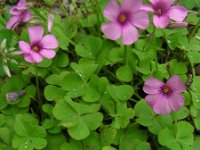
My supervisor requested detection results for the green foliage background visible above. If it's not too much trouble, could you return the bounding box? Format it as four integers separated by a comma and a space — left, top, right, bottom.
0, 0, 200, 149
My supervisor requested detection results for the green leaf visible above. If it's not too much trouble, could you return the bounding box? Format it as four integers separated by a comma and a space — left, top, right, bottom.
116, 65, 133, 82
82, 112, 103, 130
100, 126, 117, 146
0, 127, 11, 144
71, 59, 98, 81
158, 121, 194, 149
53, 51, 69, 67
61, 140, 82, 150
53, 100, 79, 128
83, 132, 101, 150
44, 85, 66, 101
61, 73, 86, 97
107, 85, 134, 101
31, 138, 47, 149
119, 124, 148, 150
134, 100, 155, 126
187, 51, 200, 64
68, 119, 90, 140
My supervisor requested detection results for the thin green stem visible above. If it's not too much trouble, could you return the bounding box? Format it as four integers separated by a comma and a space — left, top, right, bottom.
189, 18, 200, 39
93, 0, 104, 22
124, 45, 128, 64
90, 0, 101, 36
58, 0, 69, 17
34, 65, 44, 120
31, 8, 46, 21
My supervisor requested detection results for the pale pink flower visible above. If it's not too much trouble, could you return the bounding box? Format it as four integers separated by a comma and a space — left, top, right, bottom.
143, 76, 186, 115
101, 0, 149, 45
18, 26, 58, 63
6, 0, 31, 29
141, 0, 188, 28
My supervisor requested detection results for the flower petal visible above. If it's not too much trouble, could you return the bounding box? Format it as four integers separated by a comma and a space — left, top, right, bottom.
150, 0, 175, 6
30, 51, 43, 63
28, 26, 44, 44
24, 54, 34, 63
103, 0, 120, 21
40, 35, 58, 49
22, 10, 31, 22
122, 23, 139, 45
130, 10, 149, 29
168, 6, 188, 22
166, 76, 186, 93
19, 41, 31, 53
121, 0, 142, 12
168, 93, 184, 111
140, 4, 154, 12
153, 96, 171, 115
9, 6, 21, 15
153, 14, 170, 28
145, 94, 160, 108
101, 22, 121, 41
39, 49, 56, 59
143, 78, 164, 94
6, 16, 20, 29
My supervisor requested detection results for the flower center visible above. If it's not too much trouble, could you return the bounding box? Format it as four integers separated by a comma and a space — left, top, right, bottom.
162, 85, 171, 94
118, 13, 127, 24
32, 46, 39, 51
155, 8, 162, 15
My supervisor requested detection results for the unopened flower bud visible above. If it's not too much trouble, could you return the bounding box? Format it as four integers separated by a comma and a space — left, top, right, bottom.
1, 39, 6, 49
167, 22, 188, 29
18, 90, 26, 96
3, 65, 11, 77
6, 92, 19, 101
48, 14, 54, 32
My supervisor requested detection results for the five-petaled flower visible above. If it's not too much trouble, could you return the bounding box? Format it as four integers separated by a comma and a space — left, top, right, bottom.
101, 0, 149, 45
19, 26, 58, 63
143, 76, 186, 115
6, 0, 31, 29
141, 0, 188, 28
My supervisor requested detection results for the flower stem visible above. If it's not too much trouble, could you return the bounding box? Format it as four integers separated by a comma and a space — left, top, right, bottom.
124, 45, 128, 64
58, 0, 69, 17
189, 18, 200, 39
34, 65, 44, 120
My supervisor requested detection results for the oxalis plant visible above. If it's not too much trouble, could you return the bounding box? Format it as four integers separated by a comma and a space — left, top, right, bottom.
0, 0, 200, 149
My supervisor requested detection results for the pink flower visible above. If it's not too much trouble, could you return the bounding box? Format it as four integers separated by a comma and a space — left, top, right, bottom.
143, 76, 186, 115
141, 0, 188, 28
101, 0, 149, 45
6, 0, 31, 29
19, 26, 58, 63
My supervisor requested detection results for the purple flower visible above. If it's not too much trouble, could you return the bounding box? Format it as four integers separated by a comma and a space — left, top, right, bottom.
18, 26, 58, 63
6, 0, 31, 29
141, 0, 188, 28
6, 92, 19, 101
101, 0, 149, 45
143, 76, 186, 115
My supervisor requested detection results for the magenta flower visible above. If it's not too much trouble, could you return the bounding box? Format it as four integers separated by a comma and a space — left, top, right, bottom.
141, 0, 188, 28
143, 76, 186, 115
6, 0, 31, 29
19, 26, 58, 63
101, 0, 149, 45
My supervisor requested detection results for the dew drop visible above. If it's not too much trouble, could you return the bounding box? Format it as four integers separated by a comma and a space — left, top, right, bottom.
167, 40, 171, 44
